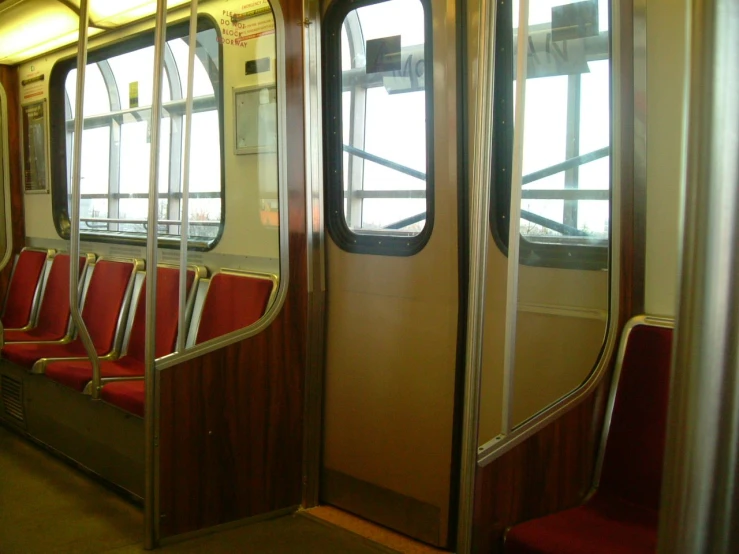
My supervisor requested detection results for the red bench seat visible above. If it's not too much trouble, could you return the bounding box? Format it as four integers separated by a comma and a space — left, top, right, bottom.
194, 272, 275, 344
101, 380, 145, 417
3, 254, 86, 343
45, 267, 194, 392
100, 271, 274, 416
2, 259, 134, 371
504, 493, 659, 554
46, 357, 145, 392
504, 321, 673, 554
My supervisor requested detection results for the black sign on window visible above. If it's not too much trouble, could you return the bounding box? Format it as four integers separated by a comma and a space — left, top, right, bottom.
365, 36, 401, 75
246, 57, 271, 75
552, 0, 599, 42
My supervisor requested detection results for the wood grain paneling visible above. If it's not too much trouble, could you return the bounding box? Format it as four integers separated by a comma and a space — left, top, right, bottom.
471, 388, 607, 553
158, 0, 307, 538
618, 0, 642, 320
470, 2, 640, 551
0, 65, 26, 298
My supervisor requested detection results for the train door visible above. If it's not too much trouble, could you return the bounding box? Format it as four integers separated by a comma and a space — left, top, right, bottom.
460, 0, 629, 549
319, 0, 462, 547
478, 0, 613, 444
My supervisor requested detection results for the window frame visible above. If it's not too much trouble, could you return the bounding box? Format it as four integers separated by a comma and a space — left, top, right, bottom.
490, 0, 611, 271
323, 0, 435, 256
48, 15, 225, 252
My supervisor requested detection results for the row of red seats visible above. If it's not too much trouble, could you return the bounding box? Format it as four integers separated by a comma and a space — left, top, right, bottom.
1, 248, 275, 417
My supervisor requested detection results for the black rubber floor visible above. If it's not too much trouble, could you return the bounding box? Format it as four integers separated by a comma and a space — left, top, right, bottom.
0, 424, 392, 553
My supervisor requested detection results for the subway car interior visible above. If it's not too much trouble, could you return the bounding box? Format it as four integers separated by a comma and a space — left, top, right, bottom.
0, 0, 737, 552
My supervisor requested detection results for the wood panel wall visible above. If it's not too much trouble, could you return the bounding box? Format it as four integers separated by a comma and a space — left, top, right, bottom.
470, 2, 640, 551
158, 0, 308, 538
0, 66, 26, 297
471, 390, 607, 553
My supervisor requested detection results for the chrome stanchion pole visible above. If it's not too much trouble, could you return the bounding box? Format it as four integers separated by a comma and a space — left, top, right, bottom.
70, 0, 100, 397
176, 0, 198, 353
658, 0, 739, 551
144, 0, 168, 547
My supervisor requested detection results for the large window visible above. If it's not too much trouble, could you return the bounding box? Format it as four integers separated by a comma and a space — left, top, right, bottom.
324, 0, 433, 256
492, 0, 611, 269
50, 19, 223, 249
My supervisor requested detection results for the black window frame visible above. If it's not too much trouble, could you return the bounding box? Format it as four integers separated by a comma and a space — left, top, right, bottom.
323, 0, 435, 257
49, 15, 225, 252
490, 0, 611, 271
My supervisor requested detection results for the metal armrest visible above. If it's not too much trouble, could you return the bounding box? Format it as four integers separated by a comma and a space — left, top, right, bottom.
83, 375, 144, 396
31, 350, 121, 374
3, 323, 36, 333
2, 336, 73, 348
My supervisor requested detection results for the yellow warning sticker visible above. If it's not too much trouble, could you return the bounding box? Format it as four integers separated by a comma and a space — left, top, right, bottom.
129, 82, 139, 108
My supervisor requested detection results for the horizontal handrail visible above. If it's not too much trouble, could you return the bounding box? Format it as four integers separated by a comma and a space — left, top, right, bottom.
521, 189, 609, 200
65, 95, 217, 130
342, 145, 607, 191
346, 189, 426, 199
383, 212, 426, 230
381, 209, 590, 237
342, 188, 608, 201
343, 144, 427, 181
80, 217, 219, 226
522, 147, 610, 185
520, 209, 590, 236
79, 191, 220, 200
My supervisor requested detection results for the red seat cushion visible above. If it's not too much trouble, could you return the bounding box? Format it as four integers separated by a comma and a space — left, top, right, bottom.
100, 380, 145, 417
196, 273, 273, 343
99, 271, 266, 417
3, 254, 86, 343
2, 260, 132, 369
2, 340, 91, 367
505, 493, 658, 554
504, 324, 673, 554
44, 267, 194, 391
1, 250, 47, 329
45, 356, 144, 391
3, 327, 64, 343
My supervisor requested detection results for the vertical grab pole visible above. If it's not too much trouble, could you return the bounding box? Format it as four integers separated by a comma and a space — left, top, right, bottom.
70, 0, 100, 396
0, 85, 6, 348
501, 0, 529, 435
176, 0, 198, 353
658, 0, 739, 551
456, 0, 498, 550
144, 0, 168, 548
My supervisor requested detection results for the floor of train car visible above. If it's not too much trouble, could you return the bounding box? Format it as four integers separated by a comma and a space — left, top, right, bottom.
0, 425, 443, 553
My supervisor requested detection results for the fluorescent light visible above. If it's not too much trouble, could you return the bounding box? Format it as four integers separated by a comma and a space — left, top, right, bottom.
88, 0, 190, 27
0, 0, 192, 65
0, 1, 78, 64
